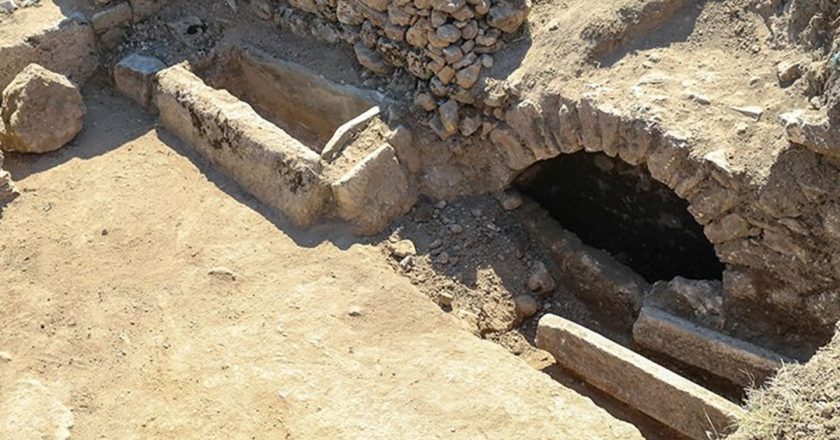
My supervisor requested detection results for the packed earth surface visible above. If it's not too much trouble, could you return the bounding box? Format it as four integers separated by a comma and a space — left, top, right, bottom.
1, 0, 840, 439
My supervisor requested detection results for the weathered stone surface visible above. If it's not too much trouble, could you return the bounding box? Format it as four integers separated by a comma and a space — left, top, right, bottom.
537, 313, 744, 440
0, 14, 97, 92
490, 124, 533, 171
129, 0, 169, 21
114, 53, 166, 107
527, 260, 555, 294
153, 64, 329, 226
455, 62, 481, 89
633, 307, 794, 388
645, 277, 724, 329
414, 90, 437, 111
430, 0, 465, 13
516, 201, 647, 318
353, 42, 393, 75
487, 0, 530, 33
0, 64, 85, 154
91, 2, 132, 33
780, 109, 840, 159
438, 99, 459, 135
336, 0, 365, 25
435, 24, 461, 44
704, 212, 751, 244
0, 380, 75, 440
321, 106, 381, 162
332, 143, 416, 234
360, 0, 389, 12
406, 19, 431, 47
0, 151, 18, 203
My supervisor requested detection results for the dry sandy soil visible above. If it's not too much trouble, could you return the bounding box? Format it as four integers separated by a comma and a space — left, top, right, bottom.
2, 0, 840, 438
0, 83, 688, 439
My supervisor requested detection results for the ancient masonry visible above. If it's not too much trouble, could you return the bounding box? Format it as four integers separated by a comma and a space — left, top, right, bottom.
226, 0, 840, 339
4, 0, 840, 347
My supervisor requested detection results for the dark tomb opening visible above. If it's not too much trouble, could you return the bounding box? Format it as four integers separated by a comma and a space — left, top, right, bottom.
516, 151, 724, 282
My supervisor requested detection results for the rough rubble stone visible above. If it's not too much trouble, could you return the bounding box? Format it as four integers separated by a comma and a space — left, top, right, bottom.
455, 62, 481, 89
527, 261, 556, 294
645, 277, 725, 330
438, 99, 460, 135
353, 42, 393, 75
435, 24, 462, 44
360, 0, 389, 12
514, 295, 538, 318
91, 2, 132, 33
486, 0, 530, 33
336, 0, 365, 25
430, 0, 465, 13
129, 0, 169, 21
0, 64, 85, 154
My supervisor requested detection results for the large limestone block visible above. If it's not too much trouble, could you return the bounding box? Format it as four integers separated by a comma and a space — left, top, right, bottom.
0, 64, 85, 154
537, 313, 744, 440
114, 53, 166, 107
332, 143, 416, 235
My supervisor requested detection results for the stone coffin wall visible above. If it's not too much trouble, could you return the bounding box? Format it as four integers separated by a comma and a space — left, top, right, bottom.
153, 64, 330, 226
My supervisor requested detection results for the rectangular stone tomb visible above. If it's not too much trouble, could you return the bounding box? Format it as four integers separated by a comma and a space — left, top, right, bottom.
537, 313, 744, 440
151, 46, 389, 228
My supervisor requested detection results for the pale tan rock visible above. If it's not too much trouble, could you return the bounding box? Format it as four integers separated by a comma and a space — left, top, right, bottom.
114, 53, 166, 107
0, 64, 85, 154
332, 144, 416, 235
0, 380, 74, 440
538, 314, 743, 440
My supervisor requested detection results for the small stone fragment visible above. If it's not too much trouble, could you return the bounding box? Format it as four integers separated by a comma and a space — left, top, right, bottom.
443, 45, 464, 64
731, 106, 764, 120
460, 113, 481, 136
430, 0, 465, 13
455, 62, 481, 89
527, 261, 556, 294
486, 0, 529, 33
438, 99, 460, 135
436, 24, 462, 44
514, 295, 538, 318
390, 239, 417, 258
438, 291, 454, 306
353, 42, 393, 75
414, 91, 437, 111
208, 266, 237, 281
399, 255, 414, 271
777, 60, 803, 84
495, 191, 523, 211
347, 306, 363, 317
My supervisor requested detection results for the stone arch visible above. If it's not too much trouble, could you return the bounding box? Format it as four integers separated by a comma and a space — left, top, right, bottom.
491, 95, 739, 284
